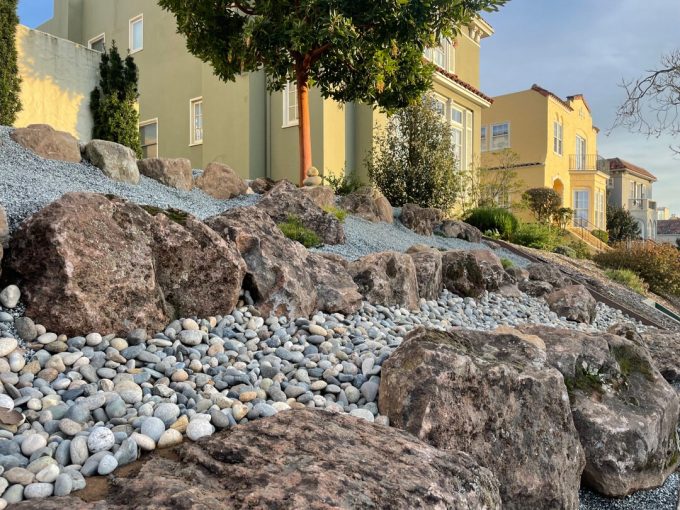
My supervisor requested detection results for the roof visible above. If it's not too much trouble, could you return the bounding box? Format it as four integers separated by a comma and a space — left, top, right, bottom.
435, 66, 494, 104
657, 219, 680, 235
531, 85, 573, 111
605, 158, 658, 182
567, 93, 592, 113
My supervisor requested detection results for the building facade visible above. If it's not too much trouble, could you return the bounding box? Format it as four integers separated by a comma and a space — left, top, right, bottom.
480, 85, 607, 231
657, 219, 680, 246
658, 207, 671, 221
39, 0, 495, 184
602, 158, 658, 240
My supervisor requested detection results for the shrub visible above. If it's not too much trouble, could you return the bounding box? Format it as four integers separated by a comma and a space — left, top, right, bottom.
554, 245, 577, 258
464, 207, 519, 239
606, 205, 641, 243
591, 229, 609, 244
604, 268, 649, 295
510, 223, 561, 251
594, 241, 680, 296
570, 240, 592, 260
367, 98, 463, 210
322, 205, 348, 222
90, 42, 142, 157
522, 188, 562, 224
277, 215, 322, 248
555, 207, 573, 232
0, 0, 21, 125
323, 172, 363, 196
500, 258, 514, 270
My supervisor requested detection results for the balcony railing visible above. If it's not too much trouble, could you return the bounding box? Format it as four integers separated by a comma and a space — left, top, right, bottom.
628, 198, 657, 211
569, 154, 599, 171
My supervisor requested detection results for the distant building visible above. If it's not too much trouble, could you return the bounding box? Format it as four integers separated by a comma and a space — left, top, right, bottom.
657, 219, 680, 246
602, 158, 657, 241
657, 207, 671, 220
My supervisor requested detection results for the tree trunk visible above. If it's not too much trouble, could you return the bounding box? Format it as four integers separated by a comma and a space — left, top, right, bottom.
296, 67, 312, 186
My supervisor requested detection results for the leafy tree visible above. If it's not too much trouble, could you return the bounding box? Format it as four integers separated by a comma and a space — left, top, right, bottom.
478, 149, 525, 207
522, 187, 562, 224
675, 238, 679, 250
0, 0, 21, 125
606, 205, 641, 243
90, 42, 142, 156
367, 98, 462, 210
158, 0, 508, 184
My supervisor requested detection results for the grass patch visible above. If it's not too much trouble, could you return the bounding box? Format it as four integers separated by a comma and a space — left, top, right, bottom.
564, 365, 605, 401
277, 215, 322, 248
322, 205, 348, 222
500, 258, 514, 270
141, 205, 189, 226
611, 345, 654, 381
605, 269, 648, 295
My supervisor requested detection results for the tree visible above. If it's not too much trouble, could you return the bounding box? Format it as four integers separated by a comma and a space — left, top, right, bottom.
0, 0, 21, 125
158, 0, 507, 184
614, 49, 680, 152
367, 98, 462, 210
90, 42, 142, 156
675, 238, 679, 250
478, 149, 525, 207
606, 205, 641, 243
522, 187, 562, 224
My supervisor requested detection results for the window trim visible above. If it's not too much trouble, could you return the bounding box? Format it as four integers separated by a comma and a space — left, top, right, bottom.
139, 118, 159, 159
490, 122, 510, 150
129, 14, 144, 54
282, 81, 299, 128
480, 125, 488, 152
553, 121, 563, 156
189, 97, 204, 146
87, 33, 106, 52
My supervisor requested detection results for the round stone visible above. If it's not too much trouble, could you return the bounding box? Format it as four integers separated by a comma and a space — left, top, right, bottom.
54, 473, 73, 497
59, 418, 82, 436
36, 463, 60, 483
70, 436, 89, 465
23, 482, 53, 499
85, 333, 103, 346
141, 417, 166, 442
154, 403, 180, 426
0, 285, 20, 309
178, 330, 202, 346
14, 317, 37, 342
36, 333, 58, 345
87, 426, 115, 453
21, 434, 47, 456
97, 454, 118, 476
115, 380, 143, 404
0, 394, 13, 411
349, 409, 375, 422
0, 338, 17, 357
157, 428, 183, 449
182, 319, 199, 331
131, 432, 156, 452
186, 419, 215, 441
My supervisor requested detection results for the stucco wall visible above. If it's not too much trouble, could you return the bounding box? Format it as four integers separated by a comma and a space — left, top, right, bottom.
14, 25, 99, 141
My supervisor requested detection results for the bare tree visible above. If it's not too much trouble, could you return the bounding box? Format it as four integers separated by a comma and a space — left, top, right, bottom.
478, 149, 525, 207
614, 50, 680, 153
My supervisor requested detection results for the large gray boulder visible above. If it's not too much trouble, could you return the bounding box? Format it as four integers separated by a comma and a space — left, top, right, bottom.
441, 249, 512, 298
10, 124, 81, 163
406, 245, 443, 301
137, 158, 193, 191
339, 186, 393, 223
380, 327, 585, 509
307, 252, 362, 314
350, 251, 419, 309
194, 162, 248, 199
521, 325, 680, 496
545, 284, 597, 323
519, 262, 571, 297
640, 328, 680, 383
84, 140, 140, 184
434, 219, 483, 243
400, 203, 443, 236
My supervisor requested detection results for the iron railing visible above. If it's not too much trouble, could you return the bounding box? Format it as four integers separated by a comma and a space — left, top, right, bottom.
569, 154, 599, 171
570, 215, 609, 251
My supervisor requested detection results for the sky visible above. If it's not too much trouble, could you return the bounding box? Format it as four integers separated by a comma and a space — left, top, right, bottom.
18, 0, 53, 28
481, 0, 680, 215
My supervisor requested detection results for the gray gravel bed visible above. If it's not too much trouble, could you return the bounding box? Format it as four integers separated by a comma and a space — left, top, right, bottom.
579, 474, 679, 510
316, 215, 530, 266
0, 126, 259, 230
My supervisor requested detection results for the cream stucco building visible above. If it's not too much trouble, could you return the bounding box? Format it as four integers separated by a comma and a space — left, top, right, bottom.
37, 0, 496, 184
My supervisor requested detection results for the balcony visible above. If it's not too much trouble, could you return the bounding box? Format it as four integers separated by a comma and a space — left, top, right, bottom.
629, 198, 657, 211
569, 154, 599, 171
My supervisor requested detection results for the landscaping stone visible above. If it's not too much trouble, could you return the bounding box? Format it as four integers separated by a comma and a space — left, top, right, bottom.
10, 125, 81, 163
545, 284, 597, 323
307, 253, 362, 314
339, 186, 393, 223
249, 177, 276, 194
83, 140, 140, 184
406, 245, 443, 301
194, 162, 247, 199
299, 185, 336, 208
399, 203, 444, 235
434, 219, 483, 243
137, 158, 193, 191
639, 328, 680, 383
441, 249, 512, 298
350, 251, 419, 309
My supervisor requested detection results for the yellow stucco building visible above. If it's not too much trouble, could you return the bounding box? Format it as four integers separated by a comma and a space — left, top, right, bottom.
481, 85, 608, 231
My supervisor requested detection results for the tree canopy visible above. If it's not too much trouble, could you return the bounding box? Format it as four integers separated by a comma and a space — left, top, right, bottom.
0, 0, 21, 126
606, 205, 641, 243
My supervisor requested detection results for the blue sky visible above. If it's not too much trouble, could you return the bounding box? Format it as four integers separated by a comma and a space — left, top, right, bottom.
482, 0, 680, 215
19, 0, 679, 214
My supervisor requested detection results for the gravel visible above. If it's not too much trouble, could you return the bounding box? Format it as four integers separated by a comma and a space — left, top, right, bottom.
0, 126, 259, 230
580, 474, 679, 510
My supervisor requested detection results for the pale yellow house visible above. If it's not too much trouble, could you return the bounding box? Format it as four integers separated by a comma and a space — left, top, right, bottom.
481, 85, 608, 231
35, 0, 495, 184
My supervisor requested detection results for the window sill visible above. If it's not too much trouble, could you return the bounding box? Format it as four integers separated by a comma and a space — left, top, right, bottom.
282, 121, 299, 129
130, 48, 143, 55
189, 141, 203, 147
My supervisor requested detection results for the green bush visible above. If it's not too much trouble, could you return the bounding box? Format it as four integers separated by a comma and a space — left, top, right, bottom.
591, 229, 609, 244
510, 223, 561, 251
570, 240, 591, 260
553, 245, 577, 258
0, 0, 21, 125
323, 173, 363, 196
464, 207, 519, 239
594, 241, 680, 296
522, 187, 562, 224
322, 205, 348, 222
277, 215, 322, 248
500, 258, 514, 270
604, 268, 649, 295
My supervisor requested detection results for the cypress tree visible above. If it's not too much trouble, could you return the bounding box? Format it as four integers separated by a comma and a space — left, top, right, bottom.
0, 0, 22, 125
90, 42, 142, 156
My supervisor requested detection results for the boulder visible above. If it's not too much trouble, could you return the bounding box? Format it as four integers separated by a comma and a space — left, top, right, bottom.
137, 158, 193, 191
194, 162, 248, 199
10, 124, 81, 162
11, 410, 501, 509
249, 177, 277, 194
434, 219, 483, 243
9, 193, 245, 336
505, 265, 529, 283
307, 253, 363, 314
339, 186, 393, 223
380, 327, 585, 509
350, 251, 419, 309
519, 279, 554, 297
300, 185, 336, 209
521, 325, 680, 496
640, 329, 680, 383
525, 262, 571, 289
84, 140, 140, 184
400, 203, 443, 236
406, 245, 443, 301
545, 284, 597, 323
441, 249, 511, 298
257, 181, 344, 245
0, 204, 9, 248
205, 206, 316, 317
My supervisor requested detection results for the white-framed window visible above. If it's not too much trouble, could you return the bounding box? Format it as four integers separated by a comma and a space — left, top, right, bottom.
573, 190, 589, 227
88, 33, 106, 53
432, 95, 447, 118
553, 121, 563, 155
594, 190, 605, 229
480, 126, 488, 152
575, 135, 586, 170
190, 97, 203, 146
432, 41, 446, 69
129, 14, 143, 53
139, 119, 158, 159
283, 81, 299, 128
491, 123, 510, 150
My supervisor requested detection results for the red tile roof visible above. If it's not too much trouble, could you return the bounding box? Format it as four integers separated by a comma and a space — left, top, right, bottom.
531, 84, 573, 111
605, 158, 658, 182
434, 66, 494, 104
657, 219, 680, 235
567, 93, 592, 113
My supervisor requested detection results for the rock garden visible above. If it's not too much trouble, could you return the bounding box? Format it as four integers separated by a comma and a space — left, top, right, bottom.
0, 125, 679, 509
